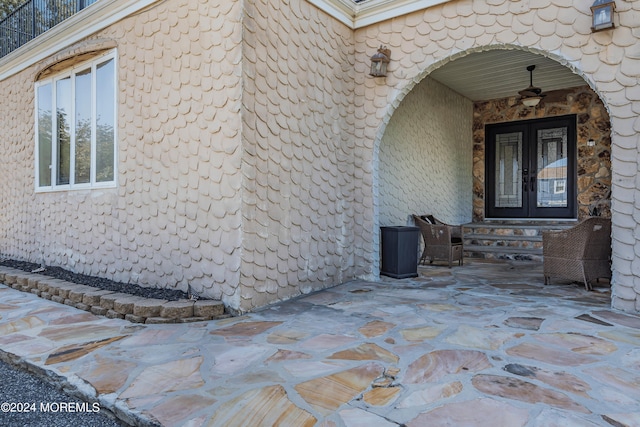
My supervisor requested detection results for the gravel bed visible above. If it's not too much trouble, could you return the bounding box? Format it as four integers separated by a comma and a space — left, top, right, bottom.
0, 359, 125, 427
0, 259, 189, 301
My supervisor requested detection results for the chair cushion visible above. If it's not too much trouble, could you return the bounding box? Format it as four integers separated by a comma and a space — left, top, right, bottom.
421, 215, 436, 224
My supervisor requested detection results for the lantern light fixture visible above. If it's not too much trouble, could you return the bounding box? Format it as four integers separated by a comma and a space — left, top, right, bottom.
369, 46, 391, 77
591, 0, 615, 32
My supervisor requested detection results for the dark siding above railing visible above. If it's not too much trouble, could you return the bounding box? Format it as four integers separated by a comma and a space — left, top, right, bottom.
0, 0, 98, 58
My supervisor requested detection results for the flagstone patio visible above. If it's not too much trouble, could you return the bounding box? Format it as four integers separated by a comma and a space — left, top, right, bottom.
0, 260, 639, 426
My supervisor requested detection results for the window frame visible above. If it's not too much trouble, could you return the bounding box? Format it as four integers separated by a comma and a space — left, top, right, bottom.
34, 50, 117, 192
554, 179, 566, 195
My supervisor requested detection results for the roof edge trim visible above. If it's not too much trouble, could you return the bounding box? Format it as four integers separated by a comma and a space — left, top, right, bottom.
308, 0, 453, 29
0, 0, 159, 82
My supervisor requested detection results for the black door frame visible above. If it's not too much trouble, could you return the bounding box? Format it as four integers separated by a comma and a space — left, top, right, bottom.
485, 114, 577, 219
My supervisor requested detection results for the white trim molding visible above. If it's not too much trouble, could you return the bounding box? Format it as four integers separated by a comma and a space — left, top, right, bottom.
307, 0, 453, 29
0, 0, 160, 82
307, 0, 356, 27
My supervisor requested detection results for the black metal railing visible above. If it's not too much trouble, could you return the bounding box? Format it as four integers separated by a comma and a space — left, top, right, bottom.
0, 0, 97, 58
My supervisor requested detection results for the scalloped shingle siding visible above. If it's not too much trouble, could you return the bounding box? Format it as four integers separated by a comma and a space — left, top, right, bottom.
0, 0, 638, 313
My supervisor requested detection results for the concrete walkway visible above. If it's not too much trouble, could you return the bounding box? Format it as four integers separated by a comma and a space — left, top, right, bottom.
0, 260, 639, 426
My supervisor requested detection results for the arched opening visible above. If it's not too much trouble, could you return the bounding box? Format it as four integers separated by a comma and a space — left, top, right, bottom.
373, 47, 611, 271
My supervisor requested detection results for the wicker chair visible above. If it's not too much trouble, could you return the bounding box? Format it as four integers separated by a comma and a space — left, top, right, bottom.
542, 217, 612, 290
412, 215, 463, 268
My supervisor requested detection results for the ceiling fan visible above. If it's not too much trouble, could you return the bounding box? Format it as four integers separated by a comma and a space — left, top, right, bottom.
517, 65, 546, 107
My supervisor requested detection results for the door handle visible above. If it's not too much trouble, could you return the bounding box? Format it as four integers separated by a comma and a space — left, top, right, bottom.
523, 176, 528, 192
530, 176, 536, 191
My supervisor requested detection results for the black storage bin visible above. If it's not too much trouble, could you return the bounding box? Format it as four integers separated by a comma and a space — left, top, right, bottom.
380, 226, 419, 279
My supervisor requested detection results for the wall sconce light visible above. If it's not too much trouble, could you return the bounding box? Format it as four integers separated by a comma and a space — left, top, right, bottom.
588, 138, 596, 146
369, 46, 391, 77
591, 0, 615, 32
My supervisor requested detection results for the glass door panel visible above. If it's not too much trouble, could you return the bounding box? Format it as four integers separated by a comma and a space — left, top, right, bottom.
495, 132, 522, 208
536, 127, 568, 208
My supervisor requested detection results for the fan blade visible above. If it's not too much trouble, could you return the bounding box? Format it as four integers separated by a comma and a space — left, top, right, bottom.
518, 87, 542, 97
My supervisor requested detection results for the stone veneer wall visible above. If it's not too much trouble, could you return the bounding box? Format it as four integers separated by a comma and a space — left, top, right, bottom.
472, 86, 612, 221
379, 77, 473, 226
0, 0, 246, 308
238, 0, 357, 310
355, 0, 640, 312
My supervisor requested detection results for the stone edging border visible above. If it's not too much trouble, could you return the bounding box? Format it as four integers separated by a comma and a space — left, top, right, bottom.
0, 267, 228, 324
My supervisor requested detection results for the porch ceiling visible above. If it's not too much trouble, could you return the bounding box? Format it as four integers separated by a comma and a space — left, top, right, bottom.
429, 50, 588, 102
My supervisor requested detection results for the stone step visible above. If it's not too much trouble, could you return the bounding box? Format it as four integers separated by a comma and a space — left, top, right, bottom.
466, 234, 543, 242
464, 245, 543, 261
462, 220, 575, 261
464, 245, 542, 254
463, 221, 574, 237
